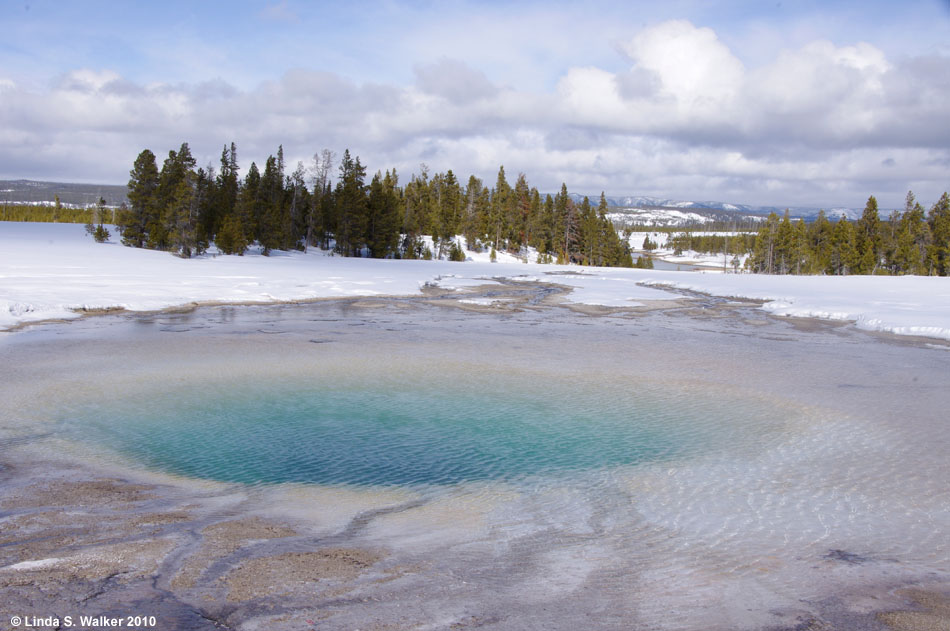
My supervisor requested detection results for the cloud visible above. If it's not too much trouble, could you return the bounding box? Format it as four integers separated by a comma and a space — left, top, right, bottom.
621, 20, 744, 109
413, 58, 498, 105
1, 20, 948, 208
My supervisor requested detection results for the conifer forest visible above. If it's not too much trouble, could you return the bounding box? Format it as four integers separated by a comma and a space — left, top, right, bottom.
112, 141, 950, 276
116, 142, 634, 267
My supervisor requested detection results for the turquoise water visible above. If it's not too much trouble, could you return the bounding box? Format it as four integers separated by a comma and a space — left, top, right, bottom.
59, 371, 775, 488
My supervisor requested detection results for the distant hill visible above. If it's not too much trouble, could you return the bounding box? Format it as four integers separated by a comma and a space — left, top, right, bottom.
3, 178, 865, 221
605, 207, 764, 227
0, 179, 128, 208
564, 192, 864, 222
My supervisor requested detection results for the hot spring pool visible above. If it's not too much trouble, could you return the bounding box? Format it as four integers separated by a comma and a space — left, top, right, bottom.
3, 299, 949, 631
56, 368, 789, 488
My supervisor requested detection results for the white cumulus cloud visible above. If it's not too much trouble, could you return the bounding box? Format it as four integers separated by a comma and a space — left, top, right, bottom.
0, 20, 947, 208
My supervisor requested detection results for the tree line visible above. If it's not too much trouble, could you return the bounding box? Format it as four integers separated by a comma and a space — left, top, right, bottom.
116, 142, 634, 267
747, 192, 950, 275
666, 233, 756, 257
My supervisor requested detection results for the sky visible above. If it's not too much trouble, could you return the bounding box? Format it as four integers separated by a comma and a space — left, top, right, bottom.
1, 0, 949, 209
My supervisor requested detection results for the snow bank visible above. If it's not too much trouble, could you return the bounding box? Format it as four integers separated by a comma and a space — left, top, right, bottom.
2, 222, 949, 340
637, 273, 950, 340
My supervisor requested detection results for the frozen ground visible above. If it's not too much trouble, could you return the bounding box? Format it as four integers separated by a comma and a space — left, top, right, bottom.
1, 221, 949, 339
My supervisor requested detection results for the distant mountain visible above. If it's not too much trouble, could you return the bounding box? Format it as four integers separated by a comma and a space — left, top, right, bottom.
0, 179, 127, 207
563, 192, 864, 222
605, 206, 765, 227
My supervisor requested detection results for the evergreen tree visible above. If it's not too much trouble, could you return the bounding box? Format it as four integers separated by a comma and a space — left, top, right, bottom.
774, 210, 795, 274
85, 196, 110, 242
510, 172, 531, 249
212, 142, 240, 238
287, 161, 310, 250
928, 192, 950, 275
335, 149, 368, 256
853, 196, 882, 274
462, 175, 483, 248
433, 169, 462, 255
258, 152, 287, 254
792, 218, 808, 275
121, 149, 159, 247
403, 166, 433, 248
490, 166, 511, 250
553, 184, 577, 263
155, 143, 198, 256
891, 192, 930, 275
365, 170, 401, 258
235, 162, 261, 248
830, 215, 856, 275
749, 212, 780, 273
808, 210, 833, 273
193, 166, 214, 253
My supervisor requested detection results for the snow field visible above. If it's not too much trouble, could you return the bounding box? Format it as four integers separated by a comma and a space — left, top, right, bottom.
1, 221, 949, 340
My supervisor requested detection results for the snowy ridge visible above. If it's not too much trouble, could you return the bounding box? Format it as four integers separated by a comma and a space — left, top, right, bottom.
2, 222, 949, 340
568, 192, 866, 221
606, 209, 714, 226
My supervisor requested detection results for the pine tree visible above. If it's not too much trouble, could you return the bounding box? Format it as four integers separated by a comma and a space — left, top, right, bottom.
121, 149, 159, 247
462, 175, 483, 249
287, 161, 310, 250
86, 197, 110, 242
335, 149, 368, 256
830, 215, 856, 275
258, 153, 287, 254
155, 143, 198, 256
510, 172, 531, 249
365, 170, 401, 258
749, 212, 780, 273
808, 210, 833, 273
928, 192, 950, 275
854, 196, 882, 274
235, 162, 261, 248
490, 166, 511, 250
212, 142, 240, 240
403, 167, 433, 247
194, 166, 214, 254
436, 169, 461, 248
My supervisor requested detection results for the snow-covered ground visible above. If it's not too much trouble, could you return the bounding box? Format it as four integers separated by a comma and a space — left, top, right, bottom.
607, 209, 713, 226
2, 221, 949, 340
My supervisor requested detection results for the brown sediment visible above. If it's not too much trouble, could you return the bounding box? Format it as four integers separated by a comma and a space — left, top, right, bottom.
224, 548, 383, 602
878, 589, 950, 631
1, 478, 156, 509
171, 517, 298, 590
0, 459, 390, 625
128, 510, 193, 528
0, 538, 177, 587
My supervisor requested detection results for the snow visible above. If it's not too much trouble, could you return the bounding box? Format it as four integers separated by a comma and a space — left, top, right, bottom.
627, 231, 752, 268
2, 221, 950, 340
607, 209, 712, 226
637, 274, 950, 340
